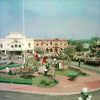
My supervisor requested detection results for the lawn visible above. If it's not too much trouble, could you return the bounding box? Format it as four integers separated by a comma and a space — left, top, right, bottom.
0, 75, 56, 87
55, 69, 76, 76
32, 76, 56, 87
55, 69, 89, 77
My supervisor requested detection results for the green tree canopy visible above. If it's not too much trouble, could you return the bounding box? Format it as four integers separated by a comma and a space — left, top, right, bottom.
24, 58, 40, 74
64, 46, 75, 55
35, 48, 44, 54
89, 41, 97, 49
76, 42, 84, 51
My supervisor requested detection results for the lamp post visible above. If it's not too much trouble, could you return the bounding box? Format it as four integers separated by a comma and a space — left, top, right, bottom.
78, 87, 92, 100
52, 58, 57, 79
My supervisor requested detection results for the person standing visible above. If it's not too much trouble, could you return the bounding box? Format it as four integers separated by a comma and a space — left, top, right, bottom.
79, 59, 81, 67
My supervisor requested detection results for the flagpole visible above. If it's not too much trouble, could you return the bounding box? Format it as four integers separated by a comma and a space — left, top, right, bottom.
23, 0, 25, 64
23, 0, 25, 35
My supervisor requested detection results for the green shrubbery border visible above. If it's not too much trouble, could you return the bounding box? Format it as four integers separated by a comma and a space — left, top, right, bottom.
0, 76, 32, 85
0, 63, 21, 70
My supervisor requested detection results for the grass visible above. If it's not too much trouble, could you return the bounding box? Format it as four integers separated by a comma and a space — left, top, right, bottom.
0, 75, 56, 87
32, 76, 56, 87
55, 69, 76, 76
55, 69, 89, 77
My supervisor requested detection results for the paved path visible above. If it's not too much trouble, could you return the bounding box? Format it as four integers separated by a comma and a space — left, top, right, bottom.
0, 66, 100, 94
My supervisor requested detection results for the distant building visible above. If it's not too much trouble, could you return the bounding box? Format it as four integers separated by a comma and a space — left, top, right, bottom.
83, 43, 89, 49
0, 31, 34, 58
34, 38, 68, 55
96, 40, 100, 48
0, 31, 68, 58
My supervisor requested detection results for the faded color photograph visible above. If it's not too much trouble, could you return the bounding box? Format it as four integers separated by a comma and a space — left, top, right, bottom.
0, 0, 100, 100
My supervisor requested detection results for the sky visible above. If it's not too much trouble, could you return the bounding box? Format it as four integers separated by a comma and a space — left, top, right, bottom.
0, 0, 100, 40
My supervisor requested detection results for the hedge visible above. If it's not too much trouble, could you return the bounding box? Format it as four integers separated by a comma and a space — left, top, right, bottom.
0, 63, 21, 70
0, 76, 11, 83
0, 76, 32, 85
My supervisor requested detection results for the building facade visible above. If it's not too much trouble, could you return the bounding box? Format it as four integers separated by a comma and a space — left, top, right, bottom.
34, 38, 68, 55
0, 31, 34, 58
0, 31, 68, 58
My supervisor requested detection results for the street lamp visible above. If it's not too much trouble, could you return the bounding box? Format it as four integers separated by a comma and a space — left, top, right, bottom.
78, 87, 92, 100
52, 58, 57, 79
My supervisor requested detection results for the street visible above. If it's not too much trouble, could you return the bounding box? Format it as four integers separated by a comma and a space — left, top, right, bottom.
0, 89, 100, 100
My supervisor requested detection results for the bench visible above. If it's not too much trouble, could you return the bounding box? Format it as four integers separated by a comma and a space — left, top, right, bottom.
68, 76, 77, 81
68, 73, 79, 81
68, 66, 81, 72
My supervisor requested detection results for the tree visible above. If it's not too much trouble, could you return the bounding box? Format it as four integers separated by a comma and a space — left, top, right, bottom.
23, 58, 40, 78
64, 46, 76, 55
59, 54, 71, 70
89, 41, 97, 49
76, 42, 84, 51
59, 47, 75, 70
97, 50, 100, 57
35, 48, 44, 55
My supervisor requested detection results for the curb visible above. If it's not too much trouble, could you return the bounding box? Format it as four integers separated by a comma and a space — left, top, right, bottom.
1, 87, 100, 96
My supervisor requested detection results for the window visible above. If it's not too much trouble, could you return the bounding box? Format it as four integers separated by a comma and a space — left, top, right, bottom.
50, 42, 52, 45
19, 45, 21, 48
50, 48, 52, 52
55, 48, 58, 52
15, 44, 17, 48
41, 42, 43, 45
11, 45, 14, 48
46, 48, 49, 52
55, 43, 58, 46
28, 43, 31, 48
0, 44, 3, 48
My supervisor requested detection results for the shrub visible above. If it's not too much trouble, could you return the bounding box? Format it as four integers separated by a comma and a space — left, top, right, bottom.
12, 78, 32, 85
79, 71, 89, 76
40, 80, 46, 84
0, 76, 32, 85
0, 76, 11, 83
36, 76, 56, 87
8, 70, 16, 75
45, 82, 50, 86
21, 74, 35, 79
54, 79, 59, 84
0, 63, 21, 70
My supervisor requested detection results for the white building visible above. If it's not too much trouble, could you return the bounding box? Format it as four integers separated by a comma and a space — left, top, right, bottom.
0, 31, 34, 58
